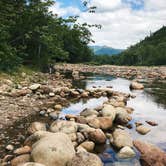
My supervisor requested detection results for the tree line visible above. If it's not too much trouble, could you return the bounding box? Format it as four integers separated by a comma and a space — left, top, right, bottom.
0, 0, 95, 71
91, 26, 166, 66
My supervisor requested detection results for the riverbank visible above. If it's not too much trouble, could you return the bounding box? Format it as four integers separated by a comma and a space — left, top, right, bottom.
0, 66, 166, 166
55, 63, 166, 80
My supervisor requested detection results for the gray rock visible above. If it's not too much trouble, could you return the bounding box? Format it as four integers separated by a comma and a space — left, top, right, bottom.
31, 133, 75, 166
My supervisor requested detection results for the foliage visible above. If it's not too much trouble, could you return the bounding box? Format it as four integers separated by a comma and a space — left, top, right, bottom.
0, 0, 94, 71
92, 26, 166, 66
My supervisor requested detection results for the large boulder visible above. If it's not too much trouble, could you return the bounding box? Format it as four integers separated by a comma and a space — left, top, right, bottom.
28, 122, 46, 135
134, 140, 166, 166
50, 120, 77, 134
31, 133, 75, 166
67, 152, 103, 166
130, 81, 144, 90
112, 129, 133, 149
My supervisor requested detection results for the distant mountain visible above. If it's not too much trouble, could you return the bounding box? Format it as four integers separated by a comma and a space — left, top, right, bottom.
117, 26, 166, 65
90, 45, 124, 56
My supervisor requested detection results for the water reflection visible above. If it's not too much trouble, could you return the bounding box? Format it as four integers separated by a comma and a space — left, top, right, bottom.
72, 74, 166, 151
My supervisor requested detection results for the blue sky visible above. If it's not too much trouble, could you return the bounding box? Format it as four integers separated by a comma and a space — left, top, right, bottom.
51, 0, 166, 48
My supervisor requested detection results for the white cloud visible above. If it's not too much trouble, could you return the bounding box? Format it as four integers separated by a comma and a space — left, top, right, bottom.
50, 0, 166, 49
49, 2, 80, 17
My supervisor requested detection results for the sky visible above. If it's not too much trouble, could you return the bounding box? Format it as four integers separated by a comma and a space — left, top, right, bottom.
50, 0, 166, 49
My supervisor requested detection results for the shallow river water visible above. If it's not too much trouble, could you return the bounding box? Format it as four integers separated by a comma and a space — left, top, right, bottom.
61, 73, 166, 165
1, 73, 166, 165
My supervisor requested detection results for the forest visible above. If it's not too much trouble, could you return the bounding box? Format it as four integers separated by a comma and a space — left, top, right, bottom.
0, 0, 165, 72
93, 26, 166, 66
0, 0, 94, 71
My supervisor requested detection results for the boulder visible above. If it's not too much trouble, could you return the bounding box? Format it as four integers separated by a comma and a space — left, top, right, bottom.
112, 129, 133, 149
115, 107, 132, 124
67, 152, 103, 166
100, 104, 116, 121
28, 122, 46, 135
50, 120, 77, 134
24, 131, 54, 146
97, 117, 113, 130
130, 81, 144, 90
87, 118, 100, 129
31, 133, 75, 166
136, 125, 151, 135
118, 146, 135, 159
80, 108, 99, 117
89, 129, 106, 144
79, 141, 95, 152
134, 140, 166, 166
11, 154, 30, 166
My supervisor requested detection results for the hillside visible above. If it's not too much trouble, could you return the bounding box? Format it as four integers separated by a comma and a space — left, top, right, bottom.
117, 26, 166, 65
90, 45, 124, 56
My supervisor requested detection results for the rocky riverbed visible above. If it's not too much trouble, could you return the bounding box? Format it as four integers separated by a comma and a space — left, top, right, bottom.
55, 63, 166, 80
0, 66, 166, 166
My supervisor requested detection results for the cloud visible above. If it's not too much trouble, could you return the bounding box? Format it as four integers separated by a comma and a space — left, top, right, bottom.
49, 1, 81, 17
50, 0, 166, 49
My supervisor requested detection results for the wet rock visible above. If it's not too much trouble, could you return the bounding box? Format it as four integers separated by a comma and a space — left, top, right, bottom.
80, 108, 99, 117
115, 107, 132, 124
67, 151, 103, 166
81, 91, 89, 98
11, 154, 30, 166
65, 114, 77, 120
50, 120, 77, 134
112, 129, 133, 149
136, 125, 151, 135
29, 84, 41, 91
146, 120, 158, 126
134, 140, 166, 166
130, 81, 144, 90
13, 146, 31, 155
118, 146, 135, 159
31, 133, 75, 166
28, 122, 46, 135
97, 117, 113, 130
135, 122, 143, 127
6, 144, 14, 151
89, 129, 106, 144
20, 162, 46, 166
78, 141, 95, 152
